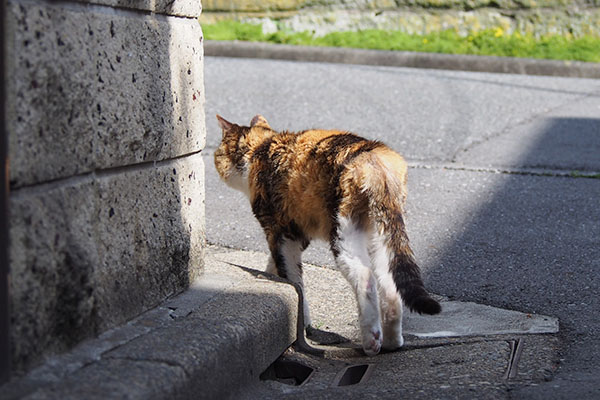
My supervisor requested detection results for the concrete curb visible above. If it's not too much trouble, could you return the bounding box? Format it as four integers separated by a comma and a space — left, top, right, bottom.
204, 40, 600, 79
1, 247, 298, 400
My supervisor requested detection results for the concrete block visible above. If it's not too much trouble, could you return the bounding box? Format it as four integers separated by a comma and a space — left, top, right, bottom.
22, 359, 189, 400
104, 277, 298, 399
9, 154, 205, 373
94, 155, 206, 329
72, 0, 202, 17
6, 1, 205, 187
9, 180, 100, 374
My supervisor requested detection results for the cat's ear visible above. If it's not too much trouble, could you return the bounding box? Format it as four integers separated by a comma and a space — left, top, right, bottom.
250, 115, 271, 129
216, 114, 234, 135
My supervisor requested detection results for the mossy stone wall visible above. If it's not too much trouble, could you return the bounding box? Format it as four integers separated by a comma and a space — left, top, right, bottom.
202, 0, 600, 37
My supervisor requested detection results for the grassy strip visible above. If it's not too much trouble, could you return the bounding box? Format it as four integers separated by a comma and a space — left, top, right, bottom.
570, 171, 600, 179
202, 20, 600, 63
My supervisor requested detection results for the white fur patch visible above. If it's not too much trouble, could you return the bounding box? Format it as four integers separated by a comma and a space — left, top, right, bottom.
335, 216, 382, 355
368, 230, 397, 296
280, 238, 311, 328
225, 168, 250, 198
369, 228, 404, 349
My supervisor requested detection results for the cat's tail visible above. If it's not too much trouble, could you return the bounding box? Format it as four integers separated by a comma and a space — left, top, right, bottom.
387, 240, 442, 315
361, 151, 441, 315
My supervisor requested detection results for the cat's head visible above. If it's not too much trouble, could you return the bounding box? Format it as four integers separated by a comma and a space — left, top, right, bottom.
214, 114, 273, 195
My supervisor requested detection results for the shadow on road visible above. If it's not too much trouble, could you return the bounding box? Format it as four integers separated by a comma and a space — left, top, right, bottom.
425, 117, 600, 392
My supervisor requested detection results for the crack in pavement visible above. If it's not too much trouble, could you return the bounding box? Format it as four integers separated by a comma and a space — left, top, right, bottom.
449, 89, 600, 162
103, 355, 191, 378
407, 161, 600, 179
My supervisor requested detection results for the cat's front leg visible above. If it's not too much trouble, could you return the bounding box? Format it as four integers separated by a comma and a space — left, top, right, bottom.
265, 256, 277, 275
267, 237, 312, 330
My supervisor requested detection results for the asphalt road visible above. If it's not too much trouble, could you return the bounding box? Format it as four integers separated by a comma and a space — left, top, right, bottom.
202, 56, 600, 398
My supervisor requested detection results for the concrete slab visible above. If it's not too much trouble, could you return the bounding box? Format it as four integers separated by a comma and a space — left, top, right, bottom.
19, 359, 189, 400
248, 335, 559, 399
404, 301, 558, 338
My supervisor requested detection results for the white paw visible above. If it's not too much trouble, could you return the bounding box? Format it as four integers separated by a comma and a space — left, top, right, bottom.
382, 333, 404, 351
362, 329, 383, 356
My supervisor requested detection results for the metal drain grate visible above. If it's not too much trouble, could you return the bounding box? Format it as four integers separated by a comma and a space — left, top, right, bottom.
260, 359, 314, 386
505, 339, 524, 380
332, 364, 375, 387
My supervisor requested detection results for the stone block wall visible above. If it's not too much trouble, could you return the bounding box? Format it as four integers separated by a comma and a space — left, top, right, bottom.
4, 0, 206, 375
201, 0, 600, 37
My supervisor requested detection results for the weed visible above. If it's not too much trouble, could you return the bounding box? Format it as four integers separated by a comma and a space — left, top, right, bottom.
202, 20, 600, 63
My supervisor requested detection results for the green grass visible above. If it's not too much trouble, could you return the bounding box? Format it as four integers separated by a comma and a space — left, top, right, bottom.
202, 20, 600, 63
569, 171, 600, 179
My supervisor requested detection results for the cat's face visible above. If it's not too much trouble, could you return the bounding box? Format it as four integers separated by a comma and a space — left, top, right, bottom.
214, 114, 272, 196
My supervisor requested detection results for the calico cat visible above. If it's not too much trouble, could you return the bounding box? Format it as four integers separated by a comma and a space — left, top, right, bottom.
214, 114, 441, 356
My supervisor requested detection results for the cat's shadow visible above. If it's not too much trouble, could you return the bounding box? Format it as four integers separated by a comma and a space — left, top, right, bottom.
223, 260, 354, 352
305, 326, 351, 346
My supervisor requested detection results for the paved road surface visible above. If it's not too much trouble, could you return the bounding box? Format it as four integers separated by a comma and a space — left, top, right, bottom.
203, 56, 600, 398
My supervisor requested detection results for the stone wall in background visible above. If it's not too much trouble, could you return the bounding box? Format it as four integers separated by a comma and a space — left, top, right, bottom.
201, 0, 600, 37
5, 0, 206, 374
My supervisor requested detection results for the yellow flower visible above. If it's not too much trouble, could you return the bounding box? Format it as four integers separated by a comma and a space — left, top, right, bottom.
423, 38, 428, 44
494, 27, 504, 37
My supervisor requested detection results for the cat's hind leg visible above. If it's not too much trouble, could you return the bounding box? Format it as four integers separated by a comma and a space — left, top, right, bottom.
332, 216, 382, 356
369, 231, 404, 351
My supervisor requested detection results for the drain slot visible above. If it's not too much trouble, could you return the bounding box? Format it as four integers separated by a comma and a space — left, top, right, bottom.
333, 364, 374, 387
505, 339, 524, 380
260, 359, 314, 386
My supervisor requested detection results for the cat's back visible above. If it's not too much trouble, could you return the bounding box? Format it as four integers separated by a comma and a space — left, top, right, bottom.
291, 129, 383, 166
252, 129, 362, 174
293, 128, 409, 207
258, 128, 406, 190
292, 129, 406, 176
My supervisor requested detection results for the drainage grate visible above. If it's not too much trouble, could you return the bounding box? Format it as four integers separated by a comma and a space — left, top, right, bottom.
332, 364, 375, 387
260, 359, 314, 386
505, 339, 524, 380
